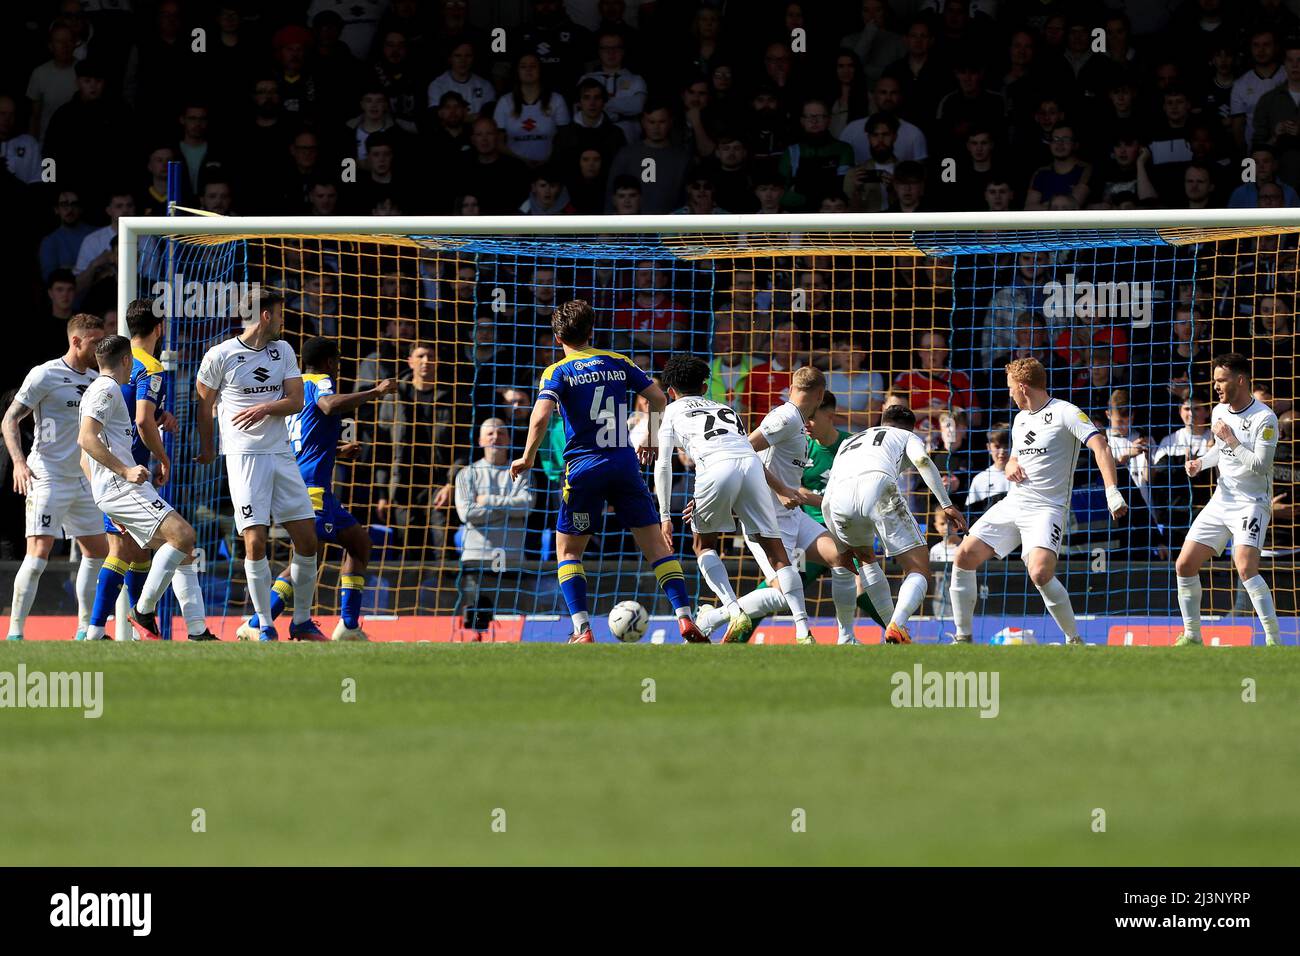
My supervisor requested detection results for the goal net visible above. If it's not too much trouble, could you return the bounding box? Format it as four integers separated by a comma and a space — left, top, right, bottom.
120, 212, 1298, 644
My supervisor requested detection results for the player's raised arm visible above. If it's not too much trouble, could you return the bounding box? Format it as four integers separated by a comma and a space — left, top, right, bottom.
1085, 432, 1128, 518
2, 399, 34, 495
511, 395, 556, 480
316, 379, 397, 417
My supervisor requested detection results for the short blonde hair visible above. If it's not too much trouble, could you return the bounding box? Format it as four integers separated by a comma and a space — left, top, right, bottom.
1005, 357, 1047, 390
790, 365, 826, 392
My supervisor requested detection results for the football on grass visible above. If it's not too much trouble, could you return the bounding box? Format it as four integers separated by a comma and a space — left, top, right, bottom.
608, 601, 649, 643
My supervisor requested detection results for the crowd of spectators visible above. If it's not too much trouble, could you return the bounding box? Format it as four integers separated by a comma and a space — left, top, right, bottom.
1, 1, 1296, 612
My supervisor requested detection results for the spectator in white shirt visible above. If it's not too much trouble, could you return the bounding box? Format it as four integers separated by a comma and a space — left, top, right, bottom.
1153, 396, 1214, 464
965, 425, 1011, 512
929, 505, 962, 619
1106, 390, 1152, 506
581, 29, 647, 142
74, 189, 134, 298
839, 75, 928, 164
494, 52, 570, 165
427, 41, 495, 119
1231, 27, 1286, 153
823, 336, 886, 429
26, 23, 79, 142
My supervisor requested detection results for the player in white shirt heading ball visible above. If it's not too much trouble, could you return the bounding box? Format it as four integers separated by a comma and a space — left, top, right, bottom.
77, 335, 199, 640
949, 358, 1129, 645
3, 313, 110, 641
195, 291, 325, 642
1174, 353, 1282, 646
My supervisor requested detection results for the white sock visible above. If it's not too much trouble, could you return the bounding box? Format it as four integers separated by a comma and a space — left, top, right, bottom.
137, 543, 186, 614
171, 563, 207, 636
1035, 576, 1078, 642
290, 553, 318, 625
950, 566, 977, 637
86, 623, 106, 640
571, 611, 590, 632
774, 565, 811, 637
1242, 575, 1281, 645
77, 555, 103, 627
696, 549, 740, 613
859, 562, 895, 622
8, 555, 47, 637
1176, 575, 1202, 640
696, 604, 729, 632
891, 572, 929, 627
245, 557, 273, 628
831, 565, 857, 642
738, 586, 790, 619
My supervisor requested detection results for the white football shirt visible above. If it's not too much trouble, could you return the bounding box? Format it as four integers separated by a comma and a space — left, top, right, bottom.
78, 375, 136, 498
659, 396, 755, 470
757, 401, 810, 490
196, 337, 301, 455
1210, 398, 1278, 504
14, 359, 99, 479
1008, 397, 1099, 509
829, 425, 925, 485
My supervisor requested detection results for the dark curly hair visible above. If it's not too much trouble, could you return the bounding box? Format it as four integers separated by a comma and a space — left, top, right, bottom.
660, 353, 711, 396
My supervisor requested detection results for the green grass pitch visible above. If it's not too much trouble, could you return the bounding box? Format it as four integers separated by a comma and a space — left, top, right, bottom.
1, 643, 1297, 866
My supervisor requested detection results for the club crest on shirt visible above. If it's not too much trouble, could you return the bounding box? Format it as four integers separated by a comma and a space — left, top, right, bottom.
572, 512, 590, 532
1043, 411, 1053, 424
269, 348, 280, 361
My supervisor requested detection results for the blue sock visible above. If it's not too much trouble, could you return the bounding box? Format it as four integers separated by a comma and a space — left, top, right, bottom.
652, 556, 690, 615
557, 559, 589, 630
249, 576, 292, 629
90, 557, 128, 627
339, 573, 364, 629
125, 561, 150, 610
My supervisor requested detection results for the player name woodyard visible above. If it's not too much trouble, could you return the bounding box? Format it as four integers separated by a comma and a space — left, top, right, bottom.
49, 886, 150, 936
890, 664, 999, 718
0, 665, 102, 718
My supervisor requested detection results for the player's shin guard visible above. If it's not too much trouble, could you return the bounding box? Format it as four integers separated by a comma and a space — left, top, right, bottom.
831, 566, 858, 642
774, 565, 811, 635
858, 562, 894, 628
90, 557, 128, 628
652, 556, 691, 618
950, 567, 977, 637
137, 544, 186, 614
8, 555, 48, 637
1242, 575, 1281, 645
557, 559, 590, 631
170, 563, 207, 637
696, 550, 739, 612
125, 561, 150, 611
76, 555, 104, 627
339, 574, 364, 630
248, 576, 291, 629
1176, 575, 1203, 641
1035, 576, 1078, 642
891, 572, 929, 628
289, 553, 318, 625
244, 557, 274, 628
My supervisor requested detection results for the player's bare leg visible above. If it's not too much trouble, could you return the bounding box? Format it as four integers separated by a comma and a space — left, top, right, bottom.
692, 528, 752, 642
950, 536, 995, 643
631, 523, 707, 643
128, 512, 196, 640
332, 524, 372, 642
556, 531, 595, 642
1172, 539, 1216, 646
